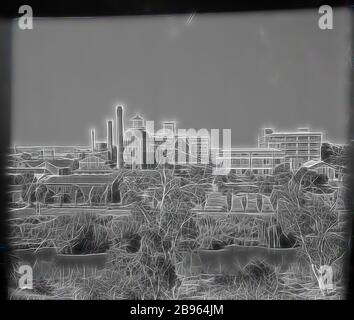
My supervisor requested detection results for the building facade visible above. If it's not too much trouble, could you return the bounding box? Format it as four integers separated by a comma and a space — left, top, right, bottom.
41, 172, 121, 205
123, 114, 211, 168
258, 127, 322, 169
216, 147, 285, 175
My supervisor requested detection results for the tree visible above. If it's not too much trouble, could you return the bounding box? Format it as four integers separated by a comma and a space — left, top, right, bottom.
321, 142, 349, 167
274, 163, 291, 175
35, 184, 47, 203
44, 190, 55, 204
276, 167, 346, 296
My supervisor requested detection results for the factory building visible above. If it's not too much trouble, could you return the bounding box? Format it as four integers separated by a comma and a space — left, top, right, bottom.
88, 106, 124, 166
86, 106, 213, 169
78, 155, 112, 172
40, 172, 122, 206
124, 114, 149, 169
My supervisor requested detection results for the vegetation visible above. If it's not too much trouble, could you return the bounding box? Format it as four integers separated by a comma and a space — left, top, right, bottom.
321, 142, 349, 167
9, 165, 348, 300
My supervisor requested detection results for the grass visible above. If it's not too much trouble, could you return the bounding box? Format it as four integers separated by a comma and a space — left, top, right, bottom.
10, 257, 343, 300
9, 213, 111, 253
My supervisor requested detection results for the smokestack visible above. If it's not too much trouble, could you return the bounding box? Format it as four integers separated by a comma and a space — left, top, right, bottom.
116, 105, 124, 169
91, 129, 96, 153
107, 120, 113, 160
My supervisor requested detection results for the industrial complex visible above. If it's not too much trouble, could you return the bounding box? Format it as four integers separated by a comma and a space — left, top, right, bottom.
7, 105, 345, 210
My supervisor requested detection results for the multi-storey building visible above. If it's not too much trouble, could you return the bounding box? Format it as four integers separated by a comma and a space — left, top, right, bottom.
162, 121, 176, 135
258, 127, 322, 169
178, 134, 210, 165
124, 115, 211, 168
124, 114, 149, 169
216, 147, 285, 175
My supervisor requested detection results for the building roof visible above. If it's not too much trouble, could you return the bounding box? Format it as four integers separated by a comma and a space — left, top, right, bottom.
79, 155, 106, 163
7, 167, 52, 174
264, 131, 322, 136
292, 160, 336, 183
46, 159, 75, 168
7, 153, 23, 159
23, 160, 45, 167
130, 114, 144, 121
14, 146, 91, 154
229, 147, 283, 152
42, 172, 120, 185
302, 160, 336, 169
22, 158, 75, 168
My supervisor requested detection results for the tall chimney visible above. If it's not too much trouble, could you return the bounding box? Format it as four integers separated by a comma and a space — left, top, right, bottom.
116, 105, 124, 169
107, 120, 113, 160
91, 129, 96, 153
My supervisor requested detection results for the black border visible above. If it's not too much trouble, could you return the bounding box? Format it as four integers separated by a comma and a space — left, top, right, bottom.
2, 300, 354, 316
345, 5, 354, 300
0, 0, 352, 306
0, 17, 11, 301
0, 0, 351, 17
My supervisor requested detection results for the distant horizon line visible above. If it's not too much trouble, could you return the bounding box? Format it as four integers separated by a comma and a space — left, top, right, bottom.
10, 139, 349, 149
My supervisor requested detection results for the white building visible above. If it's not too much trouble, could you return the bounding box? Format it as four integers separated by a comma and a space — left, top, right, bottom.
258, 127, 322, 169
216, 147, 286, 175
162, 121, 176, 135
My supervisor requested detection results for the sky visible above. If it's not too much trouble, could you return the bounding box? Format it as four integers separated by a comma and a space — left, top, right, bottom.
11, 8, 351, 147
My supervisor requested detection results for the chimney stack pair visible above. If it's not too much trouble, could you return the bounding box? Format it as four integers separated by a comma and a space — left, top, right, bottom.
92, 105, 124, 168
